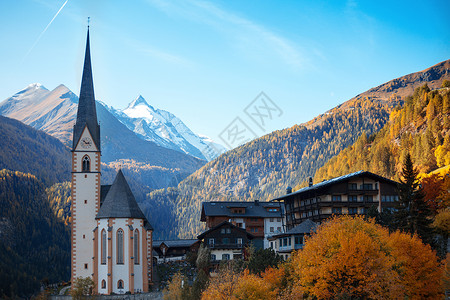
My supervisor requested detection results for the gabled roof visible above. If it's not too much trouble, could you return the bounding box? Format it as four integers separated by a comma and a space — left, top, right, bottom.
73, 28, 100, 150
96, 169, 148, 221
272, 170, 399, 201
153, 239, 200, 249
200, 200, 284, 221
197, 221, 254, 240
269, 219, 317, 239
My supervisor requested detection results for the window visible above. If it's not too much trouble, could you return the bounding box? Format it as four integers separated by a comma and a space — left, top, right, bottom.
270, 227, 274, 233
101, 280, 106, 289
348, 183, 357, 190
84, 200, 87, 204
295, 236, 303, 245
226, 228, 231, 234
210, 254, 216, 261
332, 195, 341, 202
270, 241, 274, 249
361, 183, 373, 190
101, 229, 106, 264
117, 280, 124, 290
84, 263, 88, 269
221, 228, 225, 234
83, 234, 85, 239
348, 195, 358, 202
222, 254, 230, 260
348, 207, 358, 214
209, 238, 215, 246
277, 218, 281, 222
134, 229, 139, 265
237, 238, 243, 245
363, 195, 373, 202
117, 229, 124, 264
277, 227, 281, 232
222, 238, 230, 244
270, 218, 274, 222
82, 155, 90, 172
332, 207, 342, 214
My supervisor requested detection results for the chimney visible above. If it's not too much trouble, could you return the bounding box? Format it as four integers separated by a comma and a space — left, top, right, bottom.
308, 177, 313, 187
286, 186, 292, 194
255, 200, 260, 206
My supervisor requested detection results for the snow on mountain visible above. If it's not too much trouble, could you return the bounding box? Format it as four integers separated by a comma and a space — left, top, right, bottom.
0, 83, 78, 143
107, 95, 226, 161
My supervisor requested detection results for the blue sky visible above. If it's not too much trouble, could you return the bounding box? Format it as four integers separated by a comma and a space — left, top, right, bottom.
0, 0, 448, 144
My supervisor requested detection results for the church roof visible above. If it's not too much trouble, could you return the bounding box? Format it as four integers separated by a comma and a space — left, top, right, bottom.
73, 28, 101, 150
96, 169, 147, 220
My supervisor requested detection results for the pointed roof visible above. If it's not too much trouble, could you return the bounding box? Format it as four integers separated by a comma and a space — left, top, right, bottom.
73, 28, 101, 150
96, 169, 147, 219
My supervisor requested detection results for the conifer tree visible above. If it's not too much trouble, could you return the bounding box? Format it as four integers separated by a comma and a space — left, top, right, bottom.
394, 153, 433, 244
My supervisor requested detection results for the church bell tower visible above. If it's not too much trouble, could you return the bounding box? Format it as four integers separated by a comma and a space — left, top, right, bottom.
71, 27, 101, 282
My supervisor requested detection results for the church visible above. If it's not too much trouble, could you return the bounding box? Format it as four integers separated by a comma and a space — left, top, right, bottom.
71, 28, 153, 294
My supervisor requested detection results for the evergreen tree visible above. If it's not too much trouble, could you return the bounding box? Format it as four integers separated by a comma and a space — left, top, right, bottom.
394, 153, 433, 244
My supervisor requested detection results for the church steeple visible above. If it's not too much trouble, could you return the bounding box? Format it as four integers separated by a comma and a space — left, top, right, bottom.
73, 27, 100, 150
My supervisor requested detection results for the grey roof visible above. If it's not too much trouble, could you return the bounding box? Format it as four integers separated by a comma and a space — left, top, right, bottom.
272, 170, 399, 201
201, 200, 284, 221
153, 239, 199, 249
271, 219, 317, 239
73, 28, 100, 150
100, 185, 111, 206
96, 169, 147, 220
285, 219, 317, 235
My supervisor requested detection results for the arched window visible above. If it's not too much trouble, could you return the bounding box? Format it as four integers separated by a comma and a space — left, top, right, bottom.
101, 280, 106, 289
117, 280, 124, 289
101, 229, 106, 264
117, 229, 124, 264
82, 155, 90, 172
134, 229, 139, 265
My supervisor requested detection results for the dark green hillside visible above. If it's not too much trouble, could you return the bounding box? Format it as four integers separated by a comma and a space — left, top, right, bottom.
0, 115, 71, 186
0, 170, 70, 298
313, 84, 450, 183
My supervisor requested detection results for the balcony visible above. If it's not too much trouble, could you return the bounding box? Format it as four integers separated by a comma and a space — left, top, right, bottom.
207, 243, 244, 249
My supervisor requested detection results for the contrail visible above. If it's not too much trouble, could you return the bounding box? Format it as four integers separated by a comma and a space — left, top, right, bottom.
22, 0, 69, 62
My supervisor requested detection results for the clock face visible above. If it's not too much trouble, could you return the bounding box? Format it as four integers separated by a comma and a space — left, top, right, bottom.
80, 137, 93, 149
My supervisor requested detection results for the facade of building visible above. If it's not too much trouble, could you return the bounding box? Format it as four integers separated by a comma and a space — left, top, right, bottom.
200, 200, 284, 249
197, 221, 254, 262
268, 219, 317, 260
71, 28, 153, 294
153, 239, 200, 263
272, 171, 399, 229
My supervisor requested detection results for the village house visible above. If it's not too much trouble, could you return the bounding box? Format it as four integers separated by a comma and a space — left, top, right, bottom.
272, 171, 399, 230
200, 200, 285, 249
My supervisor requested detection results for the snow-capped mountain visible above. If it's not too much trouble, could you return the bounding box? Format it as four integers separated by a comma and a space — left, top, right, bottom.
105, 95, 226, 161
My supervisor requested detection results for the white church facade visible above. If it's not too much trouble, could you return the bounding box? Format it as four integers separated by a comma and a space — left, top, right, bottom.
71, 28, 153, 295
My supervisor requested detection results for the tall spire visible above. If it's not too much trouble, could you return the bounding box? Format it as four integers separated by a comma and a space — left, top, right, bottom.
73, 26, 100, 150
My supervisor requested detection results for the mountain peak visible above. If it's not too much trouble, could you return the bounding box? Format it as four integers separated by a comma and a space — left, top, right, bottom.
128, 95, 151, 108
25, 83, 48, 91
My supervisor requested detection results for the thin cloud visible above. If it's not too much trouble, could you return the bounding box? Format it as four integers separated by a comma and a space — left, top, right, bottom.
23, 0, 69, 62
147, 0, 306, 69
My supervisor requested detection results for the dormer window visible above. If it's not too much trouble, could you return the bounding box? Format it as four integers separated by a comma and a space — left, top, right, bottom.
82, 155, 90, 172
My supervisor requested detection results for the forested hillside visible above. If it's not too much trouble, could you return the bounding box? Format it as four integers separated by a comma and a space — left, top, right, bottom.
313, 84, 450, 183
146, 61, 450, 239
0, 115, 71, 186
0, 170, 70, 298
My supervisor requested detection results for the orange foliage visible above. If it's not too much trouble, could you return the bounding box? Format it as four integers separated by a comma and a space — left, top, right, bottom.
286, 215, 443, 299
388, 231, 443, 299
201, 266, 285, 300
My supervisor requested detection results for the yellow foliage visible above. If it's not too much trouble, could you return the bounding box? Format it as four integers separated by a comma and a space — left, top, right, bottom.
163, 272, 184, 300
285, 215, 443, 299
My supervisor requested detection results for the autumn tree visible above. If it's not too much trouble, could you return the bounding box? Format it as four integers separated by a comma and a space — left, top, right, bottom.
394, 153, 433, 244
70, 277, 95, 300
201, 264, 241, 300
286, 215, 443, 299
